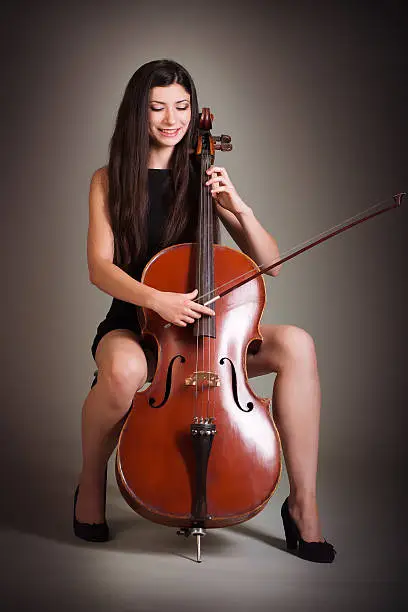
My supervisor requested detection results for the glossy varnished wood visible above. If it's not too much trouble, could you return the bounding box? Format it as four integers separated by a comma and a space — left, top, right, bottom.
116, 244, 281, 528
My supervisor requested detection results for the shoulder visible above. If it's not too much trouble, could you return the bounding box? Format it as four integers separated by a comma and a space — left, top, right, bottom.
89, 166, 109, 208
91, 165, 108, 188
88, 166, 110, 220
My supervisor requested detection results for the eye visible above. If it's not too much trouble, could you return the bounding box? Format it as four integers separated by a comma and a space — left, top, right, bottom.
150, 107, 164, 112
176, 105, 189, 111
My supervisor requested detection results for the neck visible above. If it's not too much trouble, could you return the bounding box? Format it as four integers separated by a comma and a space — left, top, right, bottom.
148, 144, 174, 169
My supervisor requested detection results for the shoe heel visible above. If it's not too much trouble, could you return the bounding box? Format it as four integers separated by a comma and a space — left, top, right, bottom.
281, 498, 299, 551
73, 480, 109, 543
280, 497, 336, 562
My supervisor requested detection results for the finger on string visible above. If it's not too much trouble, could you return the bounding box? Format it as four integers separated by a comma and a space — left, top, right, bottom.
211, 186, 230, 194
205, 176, 225, 186
207, 166, 225, 175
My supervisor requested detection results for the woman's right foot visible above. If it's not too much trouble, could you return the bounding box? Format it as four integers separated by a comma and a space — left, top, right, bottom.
73, 486, 109, 542
73, 473, 109, 542
74, 480, 106, 524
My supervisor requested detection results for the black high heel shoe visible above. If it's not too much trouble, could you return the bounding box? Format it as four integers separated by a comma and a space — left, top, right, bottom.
281, 497, 336, 563
73, 479, 110, 542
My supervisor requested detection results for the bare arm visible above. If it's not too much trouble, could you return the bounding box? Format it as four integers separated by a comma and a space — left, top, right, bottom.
87, 168, 214, 326
206, 165, 281, 276
87, 168, 158, 308
216, 204, 281, 277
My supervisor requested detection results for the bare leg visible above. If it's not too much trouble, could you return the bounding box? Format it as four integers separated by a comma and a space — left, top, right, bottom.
75, 330, 148, 524
247, 324, 324, 542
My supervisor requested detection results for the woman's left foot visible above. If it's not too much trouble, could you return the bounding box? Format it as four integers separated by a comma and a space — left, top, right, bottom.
287, 496, 324, 542
281, 497, 336, 563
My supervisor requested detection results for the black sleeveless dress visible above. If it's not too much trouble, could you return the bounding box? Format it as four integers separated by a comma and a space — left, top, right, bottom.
91, 169, 175, 360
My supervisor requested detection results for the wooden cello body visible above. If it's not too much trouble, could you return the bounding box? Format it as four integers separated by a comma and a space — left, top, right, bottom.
115, 108, 281, 546
116, 242, 281, 529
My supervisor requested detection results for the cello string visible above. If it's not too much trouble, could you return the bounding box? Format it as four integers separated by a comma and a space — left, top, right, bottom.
211, 155, 218, 421
203, 154, 210, 417
202, 153, 207, 419
202, 151, 208, 419
194, 195, 394, 304
208, 155, 213, 420
194, 148, 203, 420
206, 152, 211, 420
198, 153, 205, 419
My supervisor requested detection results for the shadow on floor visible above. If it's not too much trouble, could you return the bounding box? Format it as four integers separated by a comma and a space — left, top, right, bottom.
1, 462, 286, 558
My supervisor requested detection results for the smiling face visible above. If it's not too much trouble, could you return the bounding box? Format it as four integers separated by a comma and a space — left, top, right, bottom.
148, 83, 191, 148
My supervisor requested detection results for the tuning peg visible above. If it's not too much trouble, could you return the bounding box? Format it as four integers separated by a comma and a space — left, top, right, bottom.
214, 142, 233, 151
214, 134, 231, 143
213, 134, 233, 151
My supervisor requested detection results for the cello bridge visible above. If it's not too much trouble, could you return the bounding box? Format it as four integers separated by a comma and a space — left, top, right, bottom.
185, 371, 220, 387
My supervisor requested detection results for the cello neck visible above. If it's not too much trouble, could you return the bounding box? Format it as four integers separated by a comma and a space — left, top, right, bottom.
195, 139, 216, 338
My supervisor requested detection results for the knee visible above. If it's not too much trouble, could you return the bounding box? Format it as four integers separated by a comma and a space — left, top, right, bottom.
279, 325, 317, 367
98, 355, 148, 408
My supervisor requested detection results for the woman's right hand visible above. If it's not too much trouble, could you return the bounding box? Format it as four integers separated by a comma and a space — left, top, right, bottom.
150, 288, 215, 327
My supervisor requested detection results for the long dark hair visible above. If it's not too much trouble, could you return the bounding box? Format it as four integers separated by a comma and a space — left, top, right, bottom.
107, 58, 219, 269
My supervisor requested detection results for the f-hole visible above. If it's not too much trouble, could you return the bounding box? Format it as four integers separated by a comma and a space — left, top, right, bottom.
219, 357, 253, 412
149, 354, 186, 408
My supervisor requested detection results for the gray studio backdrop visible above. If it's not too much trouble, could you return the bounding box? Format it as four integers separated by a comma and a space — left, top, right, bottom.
2, 1, 406, 611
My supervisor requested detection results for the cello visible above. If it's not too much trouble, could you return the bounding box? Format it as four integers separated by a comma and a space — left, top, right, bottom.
115, 107, 405, 562
116, 108, 281, 561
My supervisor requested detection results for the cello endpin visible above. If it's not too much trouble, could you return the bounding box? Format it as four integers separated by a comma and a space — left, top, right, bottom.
196, 534, 201, 563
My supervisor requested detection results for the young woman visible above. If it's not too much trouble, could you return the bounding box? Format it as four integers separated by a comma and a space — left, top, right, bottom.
74, 59, 335, 563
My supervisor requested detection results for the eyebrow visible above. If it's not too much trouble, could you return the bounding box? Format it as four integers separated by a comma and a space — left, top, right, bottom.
150, 99, 190, 104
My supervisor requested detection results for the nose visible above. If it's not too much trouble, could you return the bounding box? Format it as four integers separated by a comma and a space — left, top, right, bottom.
164, 108, 176, 125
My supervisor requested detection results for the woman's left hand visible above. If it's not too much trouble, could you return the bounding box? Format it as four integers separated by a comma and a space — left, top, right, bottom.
205, 166, 248, 216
